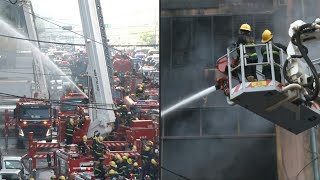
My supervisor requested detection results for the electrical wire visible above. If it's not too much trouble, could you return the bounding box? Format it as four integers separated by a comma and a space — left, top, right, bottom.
160, 166, 192, 180
0, 33, 85, 46
295, 157, 318, 180
2, 0, 158, 53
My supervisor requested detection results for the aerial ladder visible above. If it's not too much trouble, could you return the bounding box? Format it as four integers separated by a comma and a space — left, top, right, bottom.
214, 18, 320, 134
78, 0, 116, 138
22, 1, 49, 99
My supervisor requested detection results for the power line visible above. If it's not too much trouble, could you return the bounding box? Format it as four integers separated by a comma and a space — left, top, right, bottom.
161, 166, 192, 180
3, 0, 160, 52
0, 33, 85, 46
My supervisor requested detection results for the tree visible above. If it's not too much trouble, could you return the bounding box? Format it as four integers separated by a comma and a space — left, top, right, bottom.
139, 31, 156, 45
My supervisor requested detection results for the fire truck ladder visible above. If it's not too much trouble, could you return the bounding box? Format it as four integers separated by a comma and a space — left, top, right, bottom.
94, 0, 114, 86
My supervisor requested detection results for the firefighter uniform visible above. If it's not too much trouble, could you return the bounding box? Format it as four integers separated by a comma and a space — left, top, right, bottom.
65, 119, 75, 145
236, 23, 258, 82
91, 131, 100, 155
95, 157, 106, 179
149, 159, 158, 180
125, 158, 134, 177
142, 145, 153, 177
109, 169, 119, 179
78, 135, 89, 155
260, 29, 287, 82
132, 162, 141, 179
94, 161, 103, 178
118, 155, 128, 177
109, 161, 118, 171
94, 136, 106, 161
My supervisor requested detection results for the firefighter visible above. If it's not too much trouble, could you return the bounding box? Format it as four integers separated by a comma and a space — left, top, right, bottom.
97, 157, 107, 179
58, 176, 66, 180
109, 161, 118, 171
78, 135, 89, 156
91, 131, 100, 155
132, 162, 141, 179
109, 169, 119, 179
236, 23, 258, 82
261, 29, 287, 82
149, 159, 159, 180
30, 178, 35, 180
118, 155, 128, 177
65, 118, 75, 145
94, 161, 103, 178
142, 145, 152, 177
125, 158, 134, 177
77, 115, 85, 129
94, 136, 107, 161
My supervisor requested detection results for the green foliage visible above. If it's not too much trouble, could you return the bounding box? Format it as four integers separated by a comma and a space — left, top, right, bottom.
139, 31, 156, 45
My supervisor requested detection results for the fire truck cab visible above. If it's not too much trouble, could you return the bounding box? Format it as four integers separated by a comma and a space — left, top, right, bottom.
59, 93, 88, 118
14, 98, 54, 148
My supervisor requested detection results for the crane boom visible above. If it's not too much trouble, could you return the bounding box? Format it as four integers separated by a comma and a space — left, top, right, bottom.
78, 0, 115, 138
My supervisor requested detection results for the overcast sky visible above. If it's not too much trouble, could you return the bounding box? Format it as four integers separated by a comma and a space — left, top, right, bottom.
31, 0, 159, 27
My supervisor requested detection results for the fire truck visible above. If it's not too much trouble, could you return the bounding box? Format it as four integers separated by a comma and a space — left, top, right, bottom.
14, 98, 55, 148
59, 93, 88, 118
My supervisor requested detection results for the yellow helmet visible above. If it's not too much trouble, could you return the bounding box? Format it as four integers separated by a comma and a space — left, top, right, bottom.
124, 153, 129, 157
69, 119, 74, 125
115, 153, 121, 160
137, 84, 142, 88
59, 176, 66, 180
144, 145, 150, 151
98, 136, 104, 143
151, 159, 157, 165
132, 145, 137, 151
30, 178, 35, 180
138, 87, 143, 91
109, 161, 117, 168
147, 141, 153, 146
51, 175, 56, 179
127, 158, 133, 164
133, 162, 138, 167
82, 135, 87, 142
240, 23, 251, 32
109, 169, 117, 175
122, 155, 128, 160
261, 29, 273, 43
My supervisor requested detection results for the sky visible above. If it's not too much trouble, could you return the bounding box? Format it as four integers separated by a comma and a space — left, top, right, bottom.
31, 0, 159, 27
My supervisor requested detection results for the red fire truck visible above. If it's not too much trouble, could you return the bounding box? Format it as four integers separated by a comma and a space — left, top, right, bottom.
59, 93, 88, 117
14, 98, 55, 148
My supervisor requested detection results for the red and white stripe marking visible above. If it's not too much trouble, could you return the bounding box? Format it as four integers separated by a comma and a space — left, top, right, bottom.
37, 143, 60, 148
105, 142, 127, 147
110, 152, 140, 156
33, 154, 54, 159
231, 80, 283, 94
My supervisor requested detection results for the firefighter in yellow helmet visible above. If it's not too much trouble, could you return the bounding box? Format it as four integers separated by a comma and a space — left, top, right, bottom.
109, 161, 118, 171
94, 136, 107, 161
125, 158, 134, 177
236, 23, 258, 82
65, 118, 75, 145
118, 155, 128, 177
109, 169, 119, 179
78, 135, 89, 156
58, 176, 66, 180
50, 175, 57, 180
131, 162, 141, 179
149, 159, 159, 179
30, 178, 35, 180
261, 29, 287, 82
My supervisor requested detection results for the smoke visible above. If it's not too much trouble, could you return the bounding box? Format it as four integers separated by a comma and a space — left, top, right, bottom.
161, 7, 283, 180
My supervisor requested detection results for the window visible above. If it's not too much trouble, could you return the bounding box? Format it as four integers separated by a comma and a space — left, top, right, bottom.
4, 160, 23, 170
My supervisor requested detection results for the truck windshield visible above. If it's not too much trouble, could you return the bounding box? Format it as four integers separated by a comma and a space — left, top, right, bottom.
4, 160, 23, 169
61, 98, 85, 112
20, 107, 50, 119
